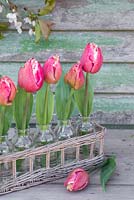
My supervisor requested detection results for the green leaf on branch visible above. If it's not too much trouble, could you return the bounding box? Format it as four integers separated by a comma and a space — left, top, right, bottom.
14, 86, 33, 130
35, 21, 41, 43
39, 20, 54, 40
38, 0, 56, 16
55, 76, 75, 120
74, 80, 94, 117
100, 157, 116, 191
36, 83, 54, 127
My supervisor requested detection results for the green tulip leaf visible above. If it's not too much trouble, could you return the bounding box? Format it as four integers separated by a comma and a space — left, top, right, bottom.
38, 0, 56, 16
14, 86, 33, 130
55, 76, 75, 120
36, 83, 54, 128
0, 105, 13, 136
74, 80, 94, 117
35, 21, 41, 43
100, 157, 116, 191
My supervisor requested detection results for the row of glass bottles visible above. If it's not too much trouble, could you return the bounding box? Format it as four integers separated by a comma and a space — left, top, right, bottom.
0, 116, 95, 187
0, 117, 95, 154
0, 116, 95, 154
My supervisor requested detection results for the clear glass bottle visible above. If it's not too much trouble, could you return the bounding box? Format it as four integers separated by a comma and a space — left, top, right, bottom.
15, 128, 32, 150
36, 124, 54, 146
0, 135, 12, 187
79, 116, 94, 136
57, 119, 74, 140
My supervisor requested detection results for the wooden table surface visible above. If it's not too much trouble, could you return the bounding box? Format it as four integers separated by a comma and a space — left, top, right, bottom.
0, 128, 133, 200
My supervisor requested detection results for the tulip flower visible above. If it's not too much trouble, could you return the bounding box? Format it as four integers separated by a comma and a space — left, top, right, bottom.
64, 62, 85, 90
80, 43, 103, 74
0, 76, 17, 106
64, 168, 89, 192
43, 55, 62, 84
18, 58, 44, 93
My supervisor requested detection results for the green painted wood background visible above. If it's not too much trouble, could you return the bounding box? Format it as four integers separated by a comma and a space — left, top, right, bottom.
0, 0, 134, 125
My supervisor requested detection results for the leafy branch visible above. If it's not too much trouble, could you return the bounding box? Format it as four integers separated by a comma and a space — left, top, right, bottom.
0, 0, 56, 42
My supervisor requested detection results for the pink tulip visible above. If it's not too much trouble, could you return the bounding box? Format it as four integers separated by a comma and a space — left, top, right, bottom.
64, 62, 85, 90
43, 55, 62, 84
0, 76, 17, 106
64, 168, 89, 192
18, 58, 44, 92
80, 43, 103, 74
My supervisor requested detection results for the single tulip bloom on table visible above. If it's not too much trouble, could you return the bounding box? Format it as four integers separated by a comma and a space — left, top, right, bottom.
18, 58, 44, 93
0, 76, 17, 106
64, 62, 85, 90
80, 43, 103, 74
64, 168, 89, 192
43, 55, 62, 84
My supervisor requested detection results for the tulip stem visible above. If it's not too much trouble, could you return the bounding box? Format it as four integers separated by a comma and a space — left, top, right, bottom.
0, 106, 5, 139
84, 73, 89, 118
64, 87, 74, 120
43, 83, 49, 128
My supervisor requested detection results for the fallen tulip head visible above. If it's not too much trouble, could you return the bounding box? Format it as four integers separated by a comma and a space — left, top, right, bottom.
64, 168, 89, 192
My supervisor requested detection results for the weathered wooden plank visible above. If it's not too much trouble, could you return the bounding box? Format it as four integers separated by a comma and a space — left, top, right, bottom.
92, 111, 134, 125
53, 0, 134, 30
1, 0, 134, 30
92, 95, 134, 124
1, 184, 134, 200
94, 95, 134, 113
0, 62, 134, 94
81, 95, 134, 125
0, 31, 134, 62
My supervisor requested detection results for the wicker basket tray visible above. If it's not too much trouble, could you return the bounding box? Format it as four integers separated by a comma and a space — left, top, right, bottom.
0, 123, 105, 195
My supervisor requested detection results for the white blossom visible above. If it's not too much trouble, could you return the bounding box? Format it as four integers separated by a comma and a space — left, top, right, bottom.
15, 21, 22, 28
6, 12, 17, 24
24, 17, 32, 24
28, 28, 35, 36
0, 5, 3, 13
32, 20, 36, 26
17, 27, 22, 34
14, 21, 22, 34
